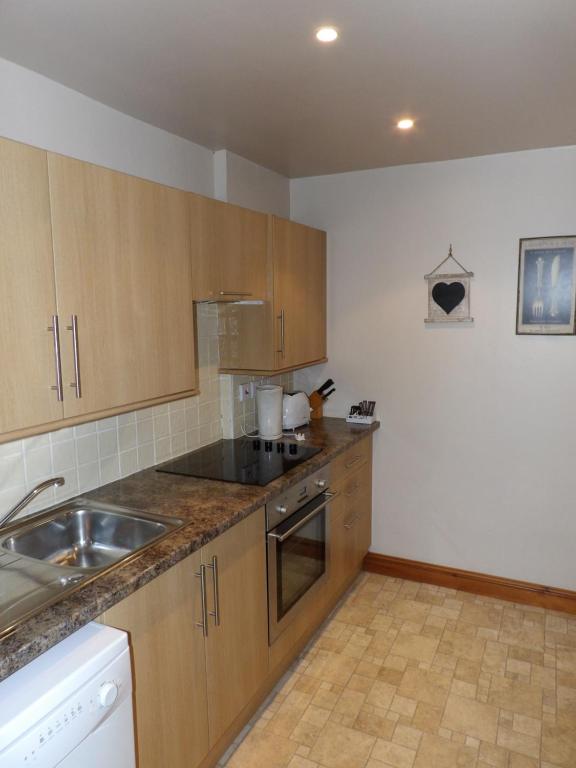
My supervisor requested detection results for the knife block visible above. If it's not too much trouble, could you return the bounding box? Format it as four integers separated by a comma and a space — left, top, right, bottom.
309, 391, 324, 420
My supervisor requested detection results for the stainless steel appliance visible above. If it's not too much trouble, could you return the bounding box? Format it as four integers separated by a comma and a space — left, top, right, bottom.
266, 466, 336, 644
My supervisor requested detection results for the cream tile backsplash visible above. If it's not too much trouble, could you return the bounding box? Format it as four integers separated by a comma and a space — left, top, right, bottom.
0, 304, 297, 521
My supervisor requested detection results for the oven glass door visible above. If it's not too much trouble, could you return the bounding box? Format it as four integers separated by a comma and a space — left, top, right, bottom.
268, 492, 330, 642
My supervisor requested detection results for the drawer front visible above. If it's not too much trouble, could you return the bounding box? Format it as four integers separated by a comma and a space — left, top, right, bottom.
331, 436, 371, 486
332, 458, 371, 519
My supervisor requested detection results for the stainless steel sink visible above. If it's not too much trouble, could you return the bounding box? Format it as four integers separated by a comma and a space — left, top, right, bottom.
0, 500, 184, 640
0, 501, 183, 571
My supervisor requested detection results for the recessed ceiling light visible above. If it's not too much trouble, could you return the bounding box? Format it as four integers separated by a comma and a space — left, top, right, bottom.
316, 26, 338, 43
397, 118, 415, 130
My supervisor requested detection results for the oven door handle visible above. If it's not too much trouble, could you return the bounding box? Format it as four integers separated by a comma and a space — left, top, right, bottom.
268, 491, 338, 544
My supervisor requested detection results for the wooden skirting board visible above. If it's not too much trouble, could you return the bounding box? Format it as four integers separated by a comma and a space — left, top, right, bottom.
363, 552, 576, 615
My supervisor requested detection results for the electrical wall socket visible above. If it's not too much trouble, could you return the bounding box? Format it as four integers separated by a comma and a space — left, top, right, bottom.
237, 383, 252, 402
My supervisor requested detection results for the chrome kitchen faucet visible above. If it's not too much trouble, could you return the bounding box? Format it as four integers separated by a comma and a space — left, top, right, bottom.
0, 477, 65, 530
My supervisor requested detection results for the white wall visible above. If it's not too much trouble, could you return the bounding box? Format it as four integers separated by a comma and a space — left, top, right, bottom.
213, 149, 290, 217
292, 145, 576, 591
0, 57, 214, 194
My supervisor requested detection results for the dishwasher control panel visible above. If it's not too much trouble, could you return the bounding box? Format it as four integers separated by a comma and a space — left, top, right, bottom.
0, 624, 133, 767
0, 649, 130, 765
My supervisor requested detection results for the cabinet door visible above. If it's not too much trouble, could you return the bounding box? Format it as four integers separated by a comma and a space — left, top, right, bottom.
48, 155, 197, 418
327, 450, 373, 605
100, 551, 209, 768
273, 217, 327, 370
0, 138, 63, 436
190, 195, 268, 301
354, 485, 372, 567
328, 499, 358, 604
353, 464, 372, 568
202, 509, 268, 746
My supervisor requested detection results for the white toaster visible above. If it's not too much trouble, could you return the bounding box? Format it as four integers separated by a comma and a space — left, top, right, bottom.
282, 392, 311, 430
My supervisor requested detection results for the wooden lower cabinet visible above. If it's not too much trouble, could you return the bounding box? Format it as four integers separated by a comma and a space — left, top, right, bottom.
100, 549, 209, 768
203, 508, 268, 747
354, 484, 372, 568
99, 508, 268, 768
329, 504, 358, 604
272, 438, 374, 673
326, 444, 373, 608
98, 437, 374, 768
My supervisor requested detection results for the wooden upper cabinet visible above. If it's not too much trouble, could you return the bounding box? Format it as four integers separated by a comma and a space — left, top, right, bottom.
0, 138, 64, 436
190, 195, 268, 301
273, 217, 327, 370
48, 155, 197, 418
218, 216, 327, 374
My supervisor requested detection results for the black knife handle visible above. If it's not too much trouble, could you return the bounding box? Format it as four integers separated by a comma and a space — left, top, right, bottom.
317, 378, 334, 395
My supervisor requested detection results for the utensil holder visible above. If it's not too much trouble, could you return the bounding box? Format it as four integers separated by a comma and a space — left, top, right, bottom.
346, 415, 376, 425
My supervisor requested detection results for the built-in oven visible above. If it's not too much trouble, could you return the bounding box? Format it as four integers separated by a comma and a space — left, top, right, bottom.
266, 466, 336, 644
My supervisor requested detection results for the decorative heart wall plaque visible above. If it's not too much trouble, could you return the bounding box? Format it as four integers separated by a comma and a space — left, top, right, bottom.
431, 281, 466, 314
424, 245, 473, 323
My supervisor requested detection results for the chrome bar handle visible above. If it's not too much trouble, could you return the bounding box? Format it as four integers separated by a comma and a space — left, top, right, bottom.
67, 315, 82, 398
47, 315, 64, 402
345, 455, 362, 470
344, 514, 359, 530
195, 565, 208, 637
268, 491, 338, 544
206, 555, 221, 627
219, 291, 253, 297
277, 309, 285, 355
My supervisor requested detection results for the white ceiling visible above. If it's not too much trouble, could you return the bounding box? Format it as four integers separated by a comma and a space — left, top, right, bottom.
1, 0, 575, 177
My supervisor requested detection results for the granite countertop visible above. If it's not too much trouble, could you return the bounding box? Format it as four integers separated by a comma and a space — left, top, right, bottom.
0, 417, 379, 682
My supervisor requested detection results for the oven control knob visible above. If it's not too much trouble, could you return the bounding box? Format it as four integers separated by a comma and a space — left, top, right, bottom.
276, 505, 288, 515
315, 479, 327, 488
99, 681, 119, 708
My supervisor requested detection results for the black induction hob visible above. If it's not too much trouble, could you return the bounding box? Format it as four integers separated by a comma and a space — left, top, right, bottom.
156, 437, 321, 486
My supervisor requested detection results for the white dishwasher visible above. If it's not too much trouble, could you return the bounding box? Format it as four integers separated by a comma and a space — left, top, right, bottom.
0, 622, 136, 768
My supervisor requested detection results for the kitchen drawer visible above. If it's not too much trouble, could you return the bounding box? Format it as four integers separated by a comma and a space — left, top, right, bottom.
332, 462, 371, 518
330, 436, 371, 486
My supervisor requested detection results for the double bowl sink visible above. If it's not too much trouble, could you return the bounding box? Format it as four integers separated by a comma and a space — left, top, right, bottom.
0, 501, 183, 637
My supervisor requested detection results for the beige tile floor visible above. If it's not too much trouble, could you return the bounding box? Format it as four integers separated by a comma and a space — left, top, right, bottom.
221, 572, 576, 768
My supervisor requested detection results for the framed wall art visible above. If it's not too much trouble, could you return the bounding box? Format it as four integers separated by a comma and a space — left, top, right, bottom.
424, 245, 474, 324
516, 236, 576, 335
